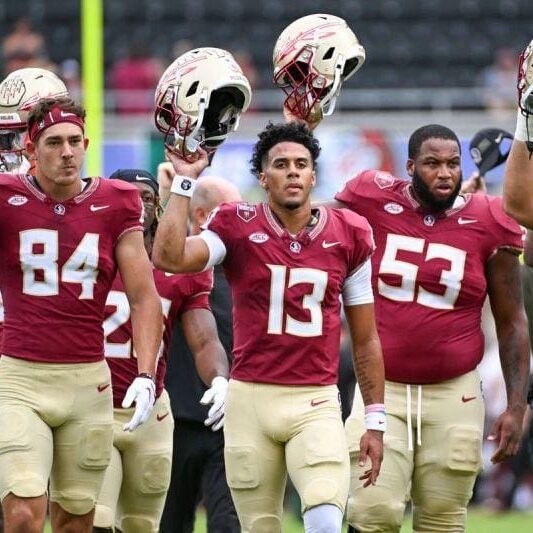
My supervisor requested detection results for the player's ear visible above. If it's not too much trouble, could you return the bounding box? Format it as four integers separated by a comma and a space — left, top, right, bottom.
311, 169, 316, 187
259, 172, 268, 190
83, 136, 89, 150
406, 159, 415, 177
25, 140, 36, 158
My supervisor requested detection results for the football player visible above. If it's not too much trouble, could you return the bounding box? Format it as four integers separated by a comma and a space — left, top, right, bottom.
503, 37, 533, 228
152, 121, 386, 533
335, 124, 529, 532
93, 169, 229, 533
0, 97, 162, 532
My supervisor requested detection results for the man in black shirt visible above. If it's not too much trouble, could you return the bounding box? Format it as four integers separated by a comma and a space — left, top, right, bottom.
160, 176, 241, 533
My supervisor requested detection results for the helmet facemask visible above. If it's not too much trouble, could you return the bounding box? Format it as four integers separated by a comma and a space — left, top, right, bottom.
517, 41, 533, 154
0, 129, 26, 173
274, 45, 348, 123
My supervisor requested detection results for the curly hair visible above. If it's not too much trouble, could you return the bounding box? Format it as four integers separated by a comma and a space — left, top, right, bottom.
249, 122, 321, 177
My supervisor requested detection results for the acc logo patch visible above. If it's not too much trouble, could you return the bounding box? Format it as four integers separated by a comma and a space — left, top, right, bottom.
237, 203, 256, 222
249, 232, 269, 243
8, 195, 28, 206
384, 202, 403, 214
373, 171, 396, 189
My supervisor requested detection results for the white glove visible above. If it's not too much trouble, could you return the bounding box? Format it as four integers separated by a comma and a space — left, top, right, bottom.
200, 376, 228, 432
122, 376, 156, 431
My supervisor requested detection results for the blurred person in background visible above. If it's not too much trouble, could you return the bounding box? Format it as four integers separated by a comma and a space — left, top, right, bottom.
480, 48, 519, 115
159, 174, 241, 533
109, 42, 163, 114
94, 169, 229, 533
2, 17, 46, 74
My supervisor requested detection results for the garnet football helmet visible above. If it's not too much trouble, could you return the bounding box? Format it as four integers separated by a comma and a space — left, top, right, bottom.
0, 67, 68, 172
273, 13, 365, 123
154, 48, 252, 160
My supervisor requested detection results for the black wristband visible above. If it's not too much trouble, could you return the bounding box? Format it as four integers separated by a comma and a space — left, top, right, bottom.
138, 372, 155, 382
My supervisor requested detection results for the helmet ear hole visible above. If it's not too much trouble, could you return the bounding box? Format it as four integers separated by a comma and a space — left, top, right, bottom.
322, 47, 335, 61
186, 81, 199, 97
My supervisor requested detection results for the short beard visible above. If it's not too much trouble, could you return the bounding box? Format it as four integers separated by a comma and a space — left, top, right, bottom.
283, 200, 301, 211
411, 170, 462, 212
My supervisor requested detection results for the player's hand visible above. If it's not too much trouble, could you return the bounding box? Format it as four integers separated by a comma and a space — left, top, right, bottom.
357, 429, 384, 487
488, 406, 525, 463
122, 376, 156, 431
165, 145, 209, 181
200, 376, 228, 431
283, 103, 322, 131
460, 171, 487, 194
157, 161, 174, 207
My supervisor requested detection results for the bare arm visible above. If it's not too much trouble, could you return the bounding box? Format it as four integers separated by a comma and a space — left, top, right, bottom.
486, 248, 530, 463
345, 303, 385, 406
345, 303, 385, 486
181, 307, 229, 384
152, 148, 212, 273
503, 140, 533, 228
116, 230, 162, 376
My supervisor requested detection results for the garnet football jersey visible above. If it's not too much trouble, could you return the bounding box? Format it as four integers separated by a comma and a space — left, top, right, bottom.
0, 174, 143, 362
336, 170, 523, 383
104, 269, 212, 407
204, 203, 374, 385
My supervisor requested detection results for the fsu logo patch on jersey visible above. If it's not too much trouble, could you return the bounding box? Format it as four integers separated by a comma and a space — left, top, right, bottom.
289, 241, 301, 253
373, 171, 396, 189
237, 203, 257, 222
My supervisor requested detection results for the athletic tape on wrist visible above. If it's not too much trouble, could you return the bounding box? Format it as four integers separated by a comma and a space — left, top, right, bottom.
170, 175, 197, 198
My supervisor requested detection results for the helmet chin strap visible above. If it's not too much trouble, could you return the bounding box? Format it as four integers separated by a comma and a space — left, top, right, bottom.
320, 54, 345, 116
183, 88, 208, 153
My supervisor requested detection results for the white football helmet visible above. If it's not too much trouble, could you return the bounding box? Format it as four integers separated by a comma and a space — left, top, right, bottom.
0, 67, 68, 173
154, 47, 252, 160
273, 13, 365, 122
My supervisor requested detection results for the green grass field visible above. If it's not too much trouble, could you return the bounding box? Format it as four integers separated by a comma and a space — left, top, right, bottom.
190, 508, 533, 532
41, 507, 533, 531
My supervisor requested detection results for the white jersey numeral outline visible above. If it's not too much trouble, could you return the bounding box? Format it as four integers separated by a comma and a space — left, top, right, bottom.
20, 230, 100, 299
267, 265, 328, 337
378, 234, 467, 310
103, 292, 171, 359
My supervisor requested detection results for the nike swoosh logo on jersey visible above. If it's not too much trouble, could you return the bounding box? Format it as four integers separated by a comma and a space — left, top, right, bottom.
157, 412, 170, 421
90, 204, 110, 212
457, 217, 477, 225
310, 399, 329, 407
461, 395, 477, 402
322, 240, 340, 249
97, 383, 110, 393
